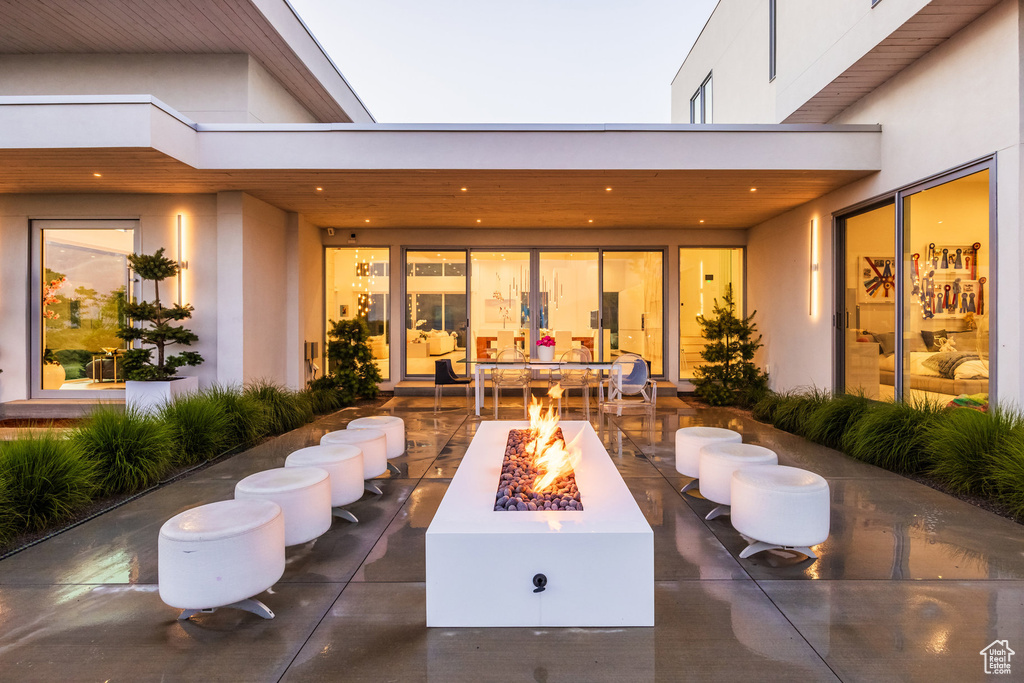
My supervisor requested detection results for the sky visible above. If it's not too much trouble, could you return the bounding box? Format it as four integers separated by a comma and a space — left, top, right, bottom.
288, 0, 719, 124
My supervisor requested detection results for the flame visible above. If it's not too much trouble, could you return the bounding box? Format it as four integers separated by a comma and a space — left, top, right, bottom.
526, 396, 581, 492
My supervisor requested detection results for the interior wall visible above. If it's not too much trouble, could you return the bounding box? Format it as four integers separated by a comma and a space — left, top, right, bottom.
0, 193, 218, 402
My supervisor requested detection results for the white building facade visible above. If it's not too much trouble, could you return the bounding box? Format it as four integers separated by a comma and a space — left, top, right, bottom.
0, 0, 1015, 411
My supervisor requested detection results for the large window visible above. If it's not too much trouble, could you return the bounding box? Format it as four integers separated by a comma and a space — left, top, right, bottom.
838, 162, 994, 404
690, 73, 713, 124
470, 251, 530, 361
679, 248, 743, 381
325, 247, 390, 380
34, 221, 136, 396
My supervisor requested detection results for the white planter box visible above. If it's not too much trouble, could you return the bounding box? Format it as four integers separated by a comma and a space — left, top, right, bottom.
125, 376, 199, 414
426, 421, 653, 627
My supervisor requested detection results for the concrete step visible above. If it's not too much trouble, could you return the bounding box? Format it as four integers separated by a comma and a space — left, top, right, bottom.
0, 399, 122, 419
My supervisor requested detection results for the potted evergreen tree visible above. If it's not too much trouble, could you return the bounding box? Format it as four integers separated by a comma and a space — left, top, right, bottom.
118, 248, 203, 412
692, 284, 769, 407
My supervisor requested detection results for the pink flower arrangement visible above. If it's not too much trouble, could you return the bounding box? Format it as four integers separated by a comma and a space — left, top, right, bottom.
536, 335, 555, 347
42, 276, 66, 320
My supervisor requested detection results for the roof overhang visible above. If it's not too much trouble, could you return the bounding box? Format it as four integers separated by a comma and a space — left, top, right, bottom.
781, 0, 1002, 123
0, 0, 373, 123
0, 98, 882, 230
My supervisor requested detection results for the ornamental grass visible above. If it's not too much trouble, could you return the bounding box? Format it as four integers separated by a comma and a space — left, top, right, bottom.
243, 381, 314, 435
159, 392, 234, 466
73, 408, 175, 495
0, 434, 98, 532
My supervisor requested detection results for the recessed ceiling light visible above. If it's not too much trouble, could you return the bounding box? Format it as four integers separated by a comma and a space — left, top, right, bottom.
476, 219, 482, 223
699, 220, 705, 223
605, 187, 613, 192
588, 219, 594, 223
364, 219, 370, 223
460, 187, 468, 192
93, 173, 102, 177
750, 187, 757, 192
316, 187, 323, 191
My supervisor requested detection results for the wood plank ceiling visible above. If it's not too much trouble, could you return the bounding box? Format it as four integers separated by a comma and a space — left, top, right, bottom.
0, 148, 873, 229
784, 0, 1002, 123
0, 0, 353, 122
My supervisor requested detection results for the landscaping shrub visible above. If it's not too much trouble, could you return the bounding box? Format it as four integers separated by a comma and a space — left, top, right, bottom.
803, 392, 873, 450
841, 400, 943, 474
73, 408, 175, 494
0, 473, 20, 545
159, 392, 233, 465
326, 319, 382, 403
305, 376, 345, 415
0, 434, 98, 532
924, 408, 1020, 495
203, 384, 272, 448
770, 389, 830, 437
751, 391, 783, 423
993, 429, 1024, 518
244, 381, 314, 434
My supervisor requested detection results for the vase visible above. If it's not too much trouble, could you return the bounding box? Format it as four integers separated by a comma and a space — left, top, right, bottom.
536, 345, 555, 362
42, 364, 66, 390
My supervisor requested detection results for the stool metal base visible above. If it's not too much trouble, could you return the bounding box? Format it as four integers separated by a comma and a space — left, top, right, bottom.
680, 479, 699, 494
705, 504, 729, 520
332, 508, 358, 523
364, 482, 383, 495
386, 462, 401, 476
178, 598, 274, 621
738, 540, 818, 561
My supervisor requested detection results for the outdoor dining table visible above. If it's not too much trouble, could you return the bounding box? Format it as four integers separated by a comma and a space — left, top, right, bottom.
462, 359, 622, 416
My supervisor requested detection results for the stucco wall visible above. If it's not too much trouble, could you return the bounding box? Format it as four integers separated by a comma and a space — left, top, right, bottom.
0, 193, 219, 403
0, 54, 316, 123
747, 0, 1022, 402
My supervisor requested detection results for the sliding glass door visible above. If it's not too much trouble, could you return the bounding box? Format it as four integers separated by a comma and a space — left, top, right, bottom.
405, 251, 467, 376
538, 251, 599, 361
836, 159, 994, 404
602, 251, 663, 373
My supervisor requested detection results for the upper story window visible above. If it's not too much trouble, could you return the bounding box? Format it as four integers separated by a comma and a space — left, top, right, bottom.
769, 0, 777, 81
690, 73, 713, 124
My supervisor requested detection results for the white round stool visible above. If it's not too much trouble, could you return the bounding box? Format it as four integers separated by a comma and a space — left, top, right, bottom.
731, 465, 830, 561
235, 467, 332, 546
698, 443, 778, 520
321, 429, 388, 495
675, 426, 742, 493
158, 498, 285, 620
347, 415, 405, 476
285, 444, 364, 524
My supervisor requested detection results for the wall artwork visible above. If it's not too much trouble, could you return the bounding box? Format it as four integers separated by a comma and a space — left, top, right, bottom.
858, 256, 895, 303
912, 242, 983, 319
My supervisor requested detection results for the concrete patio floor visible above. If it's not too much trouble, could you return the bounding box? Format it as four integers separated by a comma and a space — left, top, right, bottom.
1, 396, 1022, 682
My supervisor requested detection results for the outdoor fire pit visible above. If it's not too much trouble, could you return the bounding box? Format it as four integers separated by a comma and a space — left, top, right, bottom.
425, 401, 653, 627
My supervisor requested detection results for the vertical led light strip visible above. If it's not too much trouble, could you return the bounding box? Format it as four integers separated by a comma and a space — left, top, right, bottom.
809, 218, 819, 316
176, 214, 185, 305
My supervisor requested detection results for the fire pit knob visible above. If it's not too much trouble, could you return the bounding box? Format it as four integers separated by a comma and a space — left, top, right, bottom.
532, 574, 547, 593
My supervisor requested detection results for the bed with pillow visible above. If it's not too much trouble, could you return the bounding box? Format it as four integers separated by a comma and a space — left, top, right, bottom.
864, 328, 989, 396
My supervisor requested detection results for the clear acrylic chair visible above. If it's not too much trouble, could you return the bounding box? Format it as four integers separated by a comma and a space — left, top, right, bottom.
492, 347, 531, 419
598, 353, 657, 441
549, 347, 592, 419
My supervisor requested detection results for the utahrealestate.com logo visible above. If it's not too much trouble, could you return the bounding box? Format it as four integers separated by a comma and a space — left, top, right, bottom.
980, 640, 1015, 675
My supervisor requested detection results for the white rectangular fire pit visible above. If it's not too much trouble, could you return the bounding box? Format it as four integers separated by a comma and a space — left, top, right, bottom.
426, 420, 654, 627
